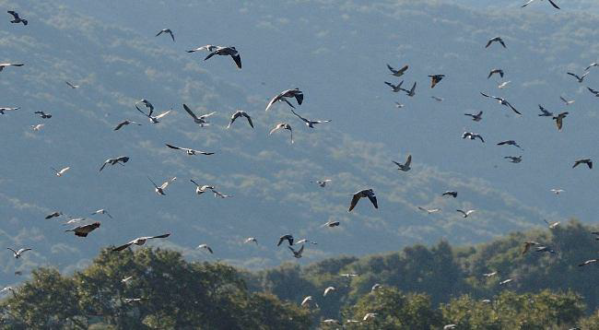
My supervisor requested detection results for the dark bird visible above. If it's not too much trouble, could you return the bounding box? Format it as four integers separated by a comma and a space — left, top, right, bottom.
585, 62, 599, 71
112, 234, 171, 252
321, 220, 341, 228
65, 222, 101, 237
392, 155, 412, 172
0, 63, 24, 72
553, 112, 568, 131
165, 143, 214, 156
114, 120, 141, 131
504, 156, 522, 163
464, 111, 483, 122
34, 111, 52, 119
278, 234, 294, 247
265, 88, 304, 111
462, 131, 484, 143
480, 92, 521, 115
45, 211, 62, 220
497, 140, 523, 150
567, 71, 589, 83
522, 241, 539, 255
522, 0, 560, 10
386, 64, 409, 77
442, 191, 458, 198
204, 46, 242, 69
269, 123, 294, 144
155, 28, 175, 42
182, 104, 215, 127
401, 82, 417, 97
289, 245, 305, 258
227, 110, 254, 129
429, 74, 445, 88
384, 81, 404, 93
588, 87, 599, 97
538, 105, 553, 117
99, 156, 129, 172
573, 159, 592, 169
65, 81, 79, 89
485, 37, 506, 48
290, 109, 331, 128
7, 11, 27, 25
488, 69, 504, 79
349, 189, 378, 212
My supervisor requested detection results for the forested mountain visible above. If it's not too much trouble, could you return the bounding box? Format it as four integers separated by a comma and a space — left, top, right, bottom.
3, 221, 599, 329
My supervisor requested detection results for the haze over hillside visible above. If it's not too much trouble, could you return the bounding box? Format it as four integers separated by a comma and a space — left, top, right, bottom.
0, 0, 598, 284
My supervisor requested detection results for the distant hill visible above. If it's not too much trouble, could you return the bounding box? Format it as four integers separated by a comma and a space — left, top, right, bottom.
0, 0, 598, 285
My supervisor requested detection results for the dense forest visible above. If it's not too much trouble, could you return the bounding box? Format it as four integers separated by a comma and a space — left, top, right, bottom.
1, 220, 599, 329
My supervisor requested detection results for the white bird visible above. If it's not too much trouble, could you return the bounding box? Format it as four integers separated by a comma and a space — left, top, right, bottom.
444, 325, 457, 330
323, 286, 336, 296
31, 124, 44, 131
457, 209, 475, 218
543, 219, 560, 229
316, 179, 332, 188
165, 144, 214, 156
418, 207, 440, 214
269, 123, 294, 144
295, 238, 318, 245
112, 234, 171, 252
135, 103, 171, 124
155, 28, 175, 42
363, 313, 378, 321
121, 276, 134, 283
483, 271, 497, 277
190, 180, 215, 195
0, 107, 19, 115
371, 283, 382, 292
499, 278, 513, 285
7, 248, 32, 259
187, 45, 217, 53
204, 46, 242, 69
290, 109, 331, 128
265, 88, 303, 111
51, 166, 70, 177
182, 104, 216, 127
197, 244, 213, 254
301, 296, 314, 307
227, 110, 254, 129
244, 237, 258, 245
505, 156, 522, 164
497, 81, 511, 89
99, 156, 129, 172
550, 188, 564, 195
0, 62, 24, 72
395, 102, 405, 108
61, 217, 86, 226
560, 96, 575, 106
91, 209, 113, 218
148, 176, 176, 195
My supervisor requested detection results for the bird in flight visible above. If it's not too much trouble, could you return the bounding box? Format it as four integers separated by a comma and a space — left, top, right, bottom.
290, 109, 331, 128
7, 11, 27, 25
187, 45, 217, 53
0, 63, 24, 72
204, 46, 242, 69
65, 81, 79, 89
316, 179, 332, 188
567, 71, 589, 83
148, 176, 176, 196
504, 156, 523, 163
401, 82, 417, 97
99, 156, 129, 172
0, 107, 19, 115
349, 189, 378, 212
462, 131, 484, 143
543, 219, 560, 229
573, 158, 593, 169
480, 92, 521, 115
392, 154, 412, 172
91, 209, 113, 219
384, 81, 404, 93
155, 28, 175, 42
497, 140, 523, 150
559, 96, 574, 106
464, 111, 483, 122
431, 96, 444, 102
244, 237, 258, 245
6, 248, 31, 259
269, 123, 294, 144
112, 234, 171, 252
182, 104, 215, 127
497, 81, 511, 89
31, 124, 44, 132
443, 191, 458, 198
456, 209, 475, 218
265, 88, 304, 111
487, 69, 504, 79
321, 220, 341, 228
522, 0, 560, 10
550, 189, 564, 195
537, 105, 553, 117
485, 37, 506, 49
277, 234, 294, 247
197, 244, 213, 254
65, 222, 101, 237
114, 120, 141, 131
579, 259, 598, 267
227, 110, 254, 129
553, 112, 568, 131
418, 206, 440, 214
588, 87, 599, 97
289, 244, 305, 258
386, 64, 409, 77
323, 286, 336, 296
585, 62, 599, 71
51, 166, 70, 177
34, 111, 52, 119
429, 74, 445, 88
45, 211, 62, 220
165, 144, 214, 156
135, 102, 171, 124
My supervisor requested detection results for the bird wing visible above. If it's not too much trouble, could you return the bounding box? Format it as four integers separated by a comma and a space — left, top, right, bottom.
457, 210, 466, 216
555, 117, 563, 130
165, 143, 181, 151
505, 101, 521, 115
99, 160, 109, 172
59, 167, 70, 175
168, 30, 175, 42
290, 108, 308, 123
147, 177, 159, 189
348, 193, 362, 212
521, 0, 535, 7
135, 105, 150, 117
548, 0, 560, 9
265, 94, 281, 112
567, 72, 579, 80
297, 244, 304, 255
269, 125, 282, 135
182, 104, 199, 120
230, 54, 242, 69
204, 51, 217, 61
190, 179, 200, 187
154, 110, 171, 119
480, 92, 491, 98
405, 155, 412, 167
112, 242, 133, 252
18, 248, 31, 254
294, 91, 304, 105
243, 113, 254, 128
386, 64, 396, 73
149, 233, 171, 240
367, 192, 378, 209
6, 248, 16, 255
114, 121, 127, 131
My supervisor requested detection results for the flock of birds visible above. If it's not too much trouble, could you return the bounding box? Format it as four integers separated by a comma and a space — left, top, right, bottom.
0, 2, 596, 327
